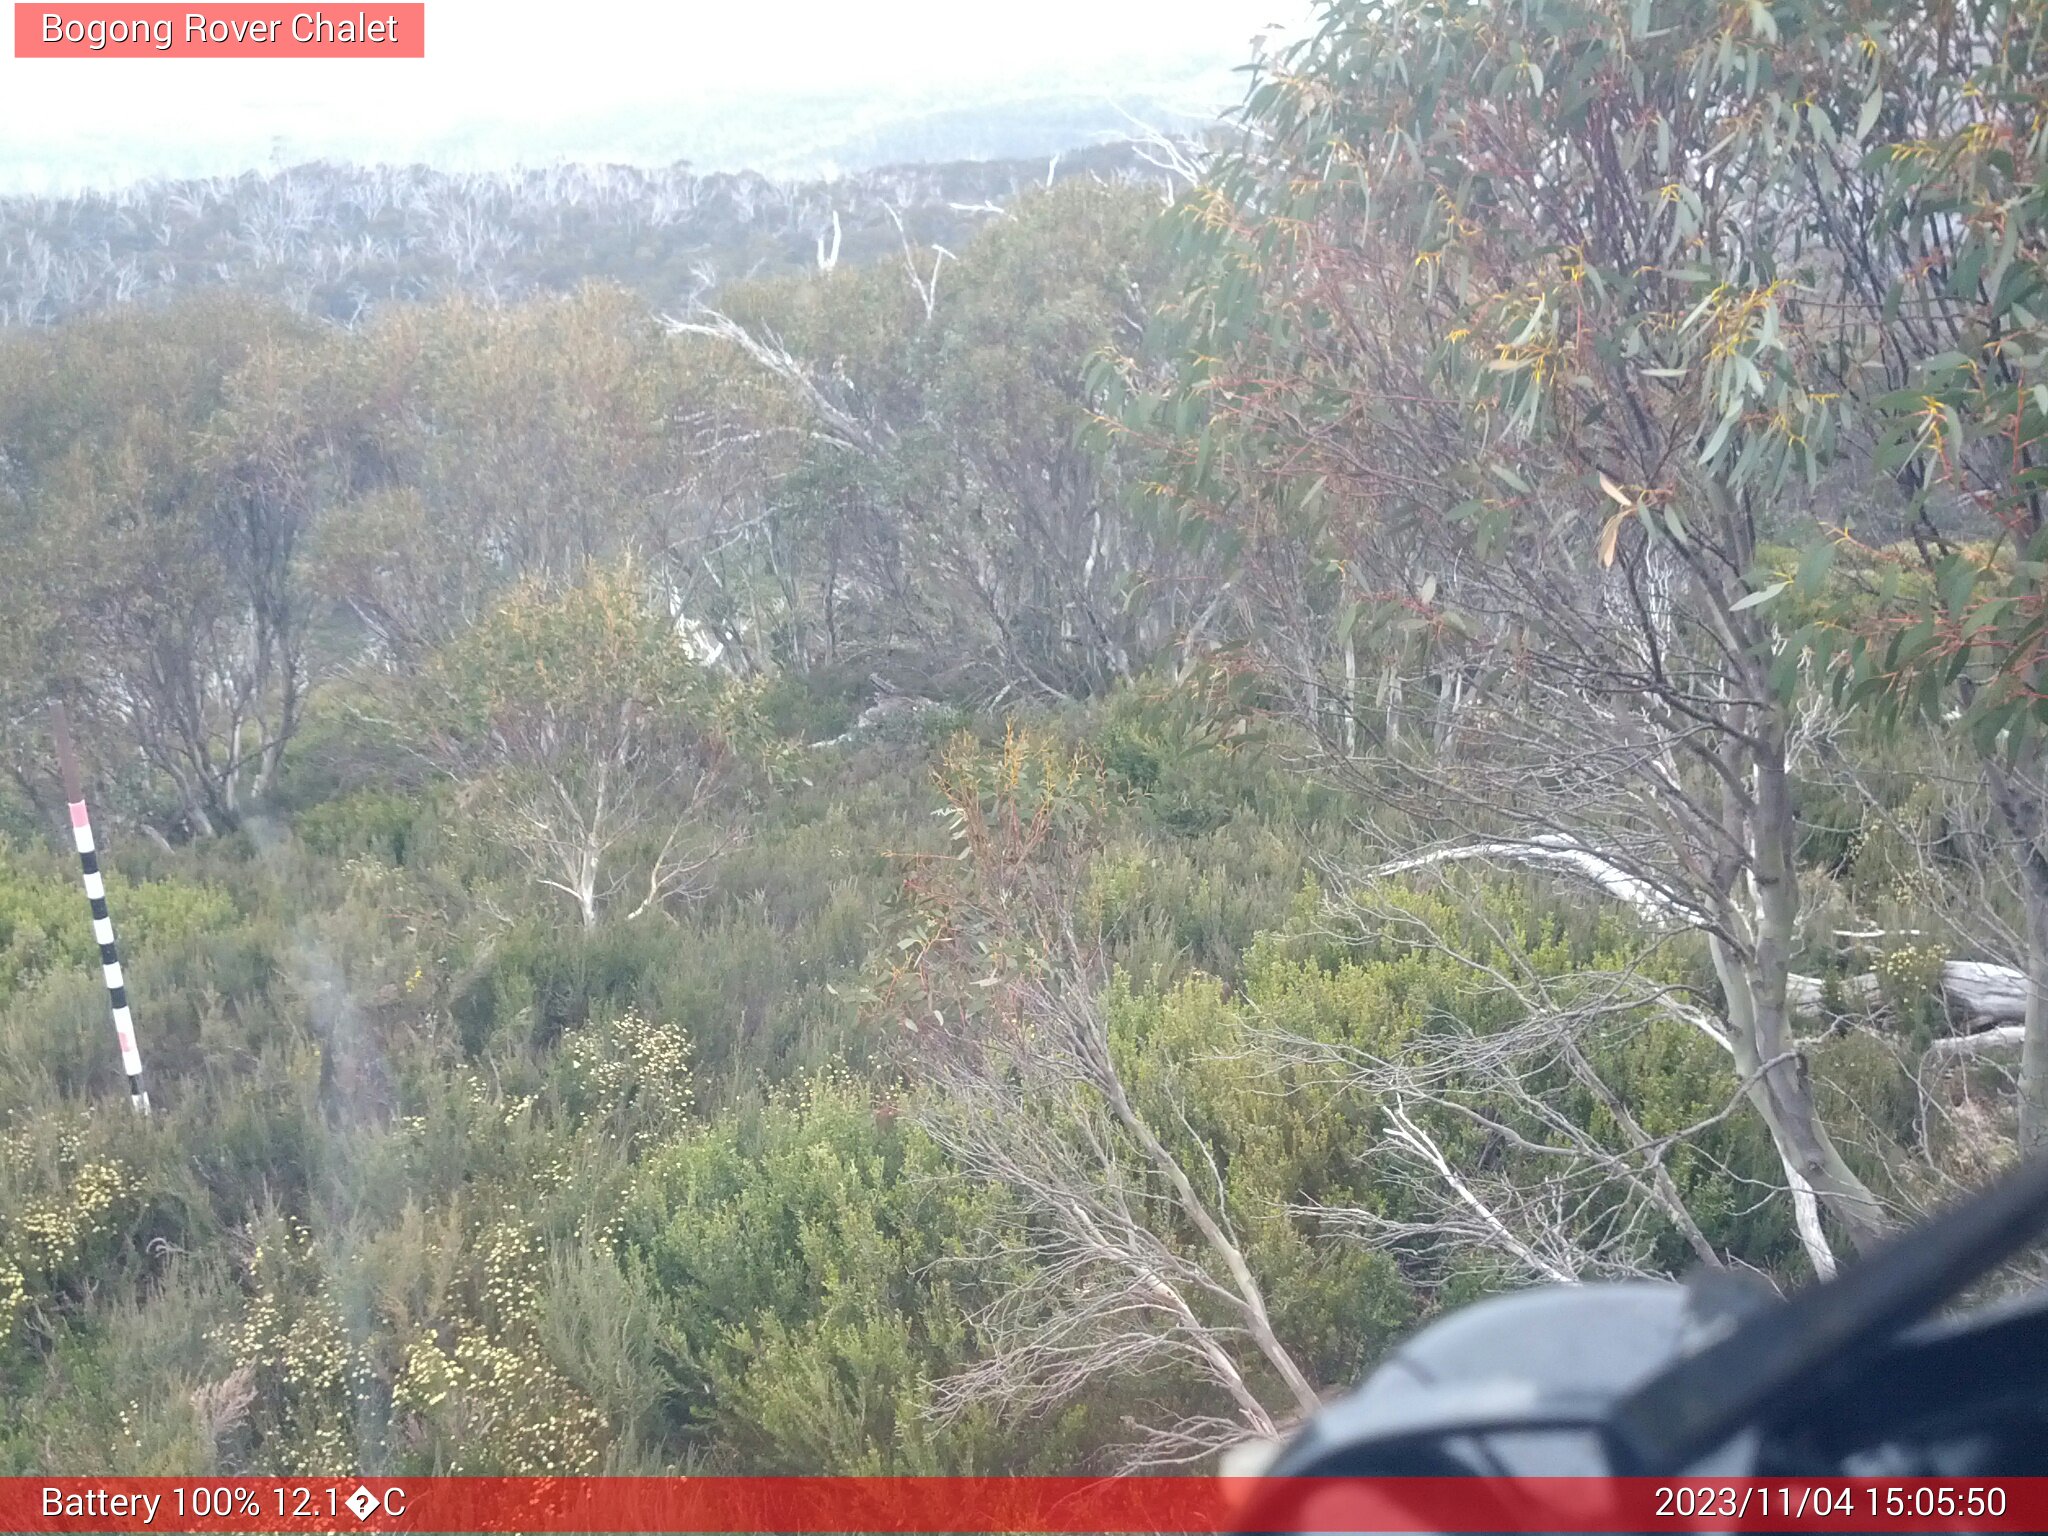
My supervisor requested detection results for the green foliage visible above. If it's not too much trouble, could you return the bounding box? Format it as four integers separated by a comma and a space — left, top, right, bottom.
1095, 679, 1340, 836
1140, 0, 1921, 503
386, 1218, 608, 1474
1811, 4, 2048, 755
0, 50, 2025, 1468
623, 1073, 1029, 1473
1874, 940, 1950, 1028
1103, 969, 1417, 1383
678, 178, 1180, 697
0, 294, 333, 835
551, 1008, 695, 1151
0, 844, 236, 1004
292, 790, 429, 865
0, 649, 1963, 1473
752, 665, 872, 744
400, 562, 741, 929
420, 563, 718, 752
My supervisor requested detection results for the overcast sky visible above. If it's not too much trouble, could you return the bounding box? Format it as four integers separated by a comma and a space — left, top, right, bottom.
1, 0, 1310, 192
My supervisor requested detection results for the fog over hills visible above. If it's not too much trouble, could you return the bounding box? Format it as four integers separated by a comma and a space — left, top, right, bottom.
0, 40, 1246, 325
370, 57, 1237, 181
0, 47, 1248, 196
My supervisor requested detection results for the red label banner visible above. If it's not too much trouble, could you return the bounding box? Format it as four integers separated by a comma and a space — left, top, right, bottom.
13, 4, 424, 57
0, 1477, 2041, 1533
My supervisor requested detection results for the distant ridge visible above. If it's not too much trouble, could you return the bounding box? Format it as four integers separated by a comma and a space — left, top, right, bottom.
0, 142, 1197, 327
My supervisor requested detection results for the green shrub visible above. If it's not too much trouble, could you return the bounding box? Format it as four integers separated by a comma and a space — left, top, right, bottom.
293, 790, 428, 864
623, 1073, 1036, 1471
0, 846, 235, 1006
752, 665, 871, 743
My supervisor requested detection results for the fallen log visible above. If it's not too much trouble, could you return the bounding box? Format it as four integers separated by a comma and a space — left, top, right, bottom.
1365, 840, 2032, 1031
1788, 962, 2028, 1030
1940, 961, 2029, 1026
1924, 1025, 2025, 1057
1786, 972, 1877, 1018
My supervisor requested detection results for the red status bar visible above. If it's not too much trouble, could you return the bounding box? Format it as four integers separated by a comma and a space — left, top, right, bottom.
0, 1477, 2041, 1533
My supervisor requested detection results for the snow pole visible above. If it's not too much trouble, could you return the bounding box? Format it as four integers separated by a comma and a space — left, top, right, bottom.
51, 702, 150, 1113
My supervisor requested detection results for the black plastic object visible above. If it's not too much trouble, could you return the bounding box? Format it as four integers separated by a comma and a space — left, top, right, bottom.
1252, 1154, 2048, 1493
1606, 1153, 2048, 1472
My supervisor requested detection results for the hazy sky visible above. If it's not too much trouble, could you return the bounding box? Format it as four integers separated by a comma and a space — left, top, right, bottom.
2, 0, 1309, 191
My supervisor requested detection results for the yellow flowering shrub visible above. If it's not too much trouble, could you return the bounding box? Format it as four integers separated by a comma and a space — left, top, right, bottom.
0, 1116, 139, 1339
211, 1216, 370, 1472
389, 1217, 605, 1473
554, 1006, 694, 1147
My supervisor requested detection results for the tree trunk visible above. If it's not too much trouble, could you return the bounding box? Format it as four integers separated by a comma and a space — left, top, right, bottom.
1975, 750, 2048, 1154
2023, 893, 2048, 1156
1725, 732, 1892, 1262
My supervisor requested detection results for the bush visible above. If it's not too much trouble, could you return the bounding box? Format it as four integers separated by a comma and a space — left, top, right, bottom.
623, 1073, 1033, 1472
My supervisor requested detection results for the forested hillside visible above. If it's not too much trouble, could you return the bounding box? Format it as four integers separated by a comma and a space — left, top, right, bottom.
3, 0, 2047, 1477
0, 144, 1174, 327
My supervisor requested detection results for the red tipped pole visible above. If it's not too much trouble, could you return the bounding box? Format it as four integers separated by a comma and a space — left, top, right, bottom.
51, 703, 149, 1113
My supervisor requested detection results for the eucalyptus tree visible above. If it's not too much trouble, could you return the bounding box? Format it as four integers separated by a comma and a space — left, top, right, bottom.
312, 288, 684, 670
1794, 2, 2048, 1149
403, 565, 734, 930
1111, 0, 1980, 1267
665, 181, 1188, 699
0, 296, 329, 837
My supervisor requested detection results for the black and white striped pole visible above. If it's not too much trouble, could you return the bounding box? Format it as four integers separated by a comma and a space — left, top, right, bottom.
51, 703, 150, 1113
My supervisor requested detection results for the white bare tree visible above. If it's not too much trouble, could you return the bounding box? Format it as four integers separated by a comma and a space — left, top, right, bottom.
920, 954, 1321, 1467
404, 567, 737, 929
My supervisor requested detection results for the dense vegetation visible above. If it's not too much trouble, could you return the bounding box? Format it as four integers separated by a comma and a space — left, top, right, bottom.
0, 145, 1171, 327
3, 0, 2046, 1475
